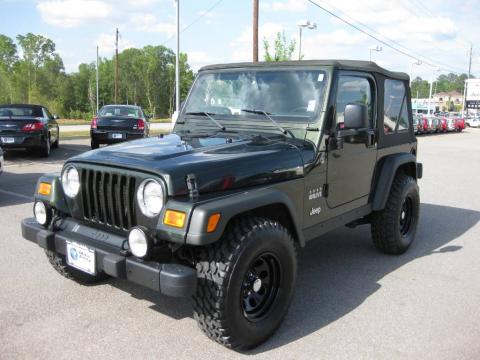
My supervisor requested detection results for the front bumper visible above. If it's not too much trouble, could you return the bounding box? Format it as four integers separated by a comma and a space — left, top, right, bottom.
21, 218, 197, 297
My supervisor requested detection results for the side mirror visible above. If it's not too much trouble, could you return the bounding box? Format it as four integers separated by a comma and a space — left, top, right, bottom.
146, 114, 153, 119
343, 103, 368, 129
53, 115, 58, 120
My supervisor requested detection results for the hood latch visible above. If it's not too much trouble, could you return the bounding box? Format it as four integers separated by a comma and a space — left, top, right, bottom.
186, 173, 199, 201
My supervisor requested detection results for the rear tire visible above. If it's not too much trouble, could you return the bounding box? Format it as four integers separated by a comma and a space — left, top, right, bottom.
192, 217, 297, 350
45, 250, 108, 284
52, 131, 59, 149
371, 173, 419, 254
91, 140, 99, 149
40, 136, 51, 157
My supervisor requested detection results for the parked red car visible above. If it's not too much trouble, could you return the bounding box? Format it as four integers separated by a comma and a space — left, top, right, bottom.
447, 113, 465, 132
455, 117, 465, 132
439, 117, 448, 132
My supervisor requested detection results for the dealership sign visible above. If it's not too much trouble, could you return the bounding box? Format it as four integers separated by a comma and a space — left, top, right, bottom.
466, 79, 480, 109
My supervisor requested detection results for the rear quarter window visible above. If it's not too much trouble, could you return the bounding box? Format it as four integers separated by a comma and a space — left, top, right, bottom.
384, 79, 409, 135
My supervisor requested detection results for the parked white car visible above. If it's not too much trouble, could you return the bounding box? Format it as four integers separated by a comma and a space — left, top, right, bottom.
466, 117, 480, 128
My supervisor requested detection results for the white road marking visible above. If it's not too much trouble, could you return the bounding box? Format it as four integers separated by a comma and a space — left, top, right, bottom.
0, 189, 33, 201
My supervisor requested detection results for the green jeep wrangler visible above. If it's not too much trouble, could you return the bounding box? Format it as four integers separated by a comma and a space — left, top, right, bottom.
22, 60, 422, 350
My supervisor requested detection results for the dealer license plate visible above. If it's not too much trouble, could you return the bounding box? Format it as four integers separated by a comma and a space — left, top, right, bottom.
1, 137, 14, 143
66, 241, 96, 275
111, 133, 123, 139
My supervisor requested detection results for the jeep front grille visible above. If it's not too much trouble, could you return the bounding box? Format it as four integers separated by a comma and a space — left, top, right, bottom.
80, 168, 137, 230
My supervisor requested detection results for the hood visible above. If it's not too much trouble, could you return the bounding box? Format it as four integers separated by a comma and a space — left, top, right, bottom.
70, 133, 315, 196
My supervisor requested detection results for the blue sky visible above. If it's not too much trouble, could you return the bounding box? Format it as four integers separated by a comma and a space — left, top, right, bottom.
0, 0, 479, 80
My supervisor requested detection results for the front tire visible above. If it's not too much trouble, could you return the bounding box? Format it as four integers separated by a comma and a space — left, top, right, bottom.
91, 140, 99, 149
192, 217, 297, 350
371, 173, 420, 254
45, 250, 108, 284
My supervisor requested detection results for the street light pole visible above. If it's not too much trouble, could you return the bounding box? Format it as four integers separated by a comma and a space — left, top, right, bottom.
96, 45, 99, 113
298, 26, 302, 61
297, 20, 316, 61
172, 0, 180, 122
428, 67, 440, 116
368, 45, 382, 62
409, 60, 422, 87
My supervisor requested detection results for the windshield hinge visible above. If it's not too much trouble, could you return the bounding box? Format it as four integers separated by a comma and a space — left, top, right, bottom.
186, 173, 199, 201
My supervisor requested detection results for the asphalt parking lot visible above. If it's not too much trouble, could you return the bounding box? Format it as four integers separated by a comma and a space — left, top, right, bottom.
1, 131, 480, 359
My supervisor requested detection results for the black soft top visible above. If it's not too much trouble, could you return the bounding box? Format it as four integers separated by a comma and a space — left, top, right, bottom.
0, 104, 43, 108
199, 60, 409, 81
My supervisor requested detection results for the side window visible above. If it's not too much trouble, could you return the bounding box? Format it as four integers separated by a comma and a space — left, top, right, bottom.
43, 108, 53, 119
384, 79, 409, 134
335, 75, 373, 127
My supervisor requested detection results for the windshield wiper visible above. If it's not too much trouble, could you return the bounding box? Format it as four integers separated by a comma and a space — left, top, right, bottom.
185, 111, 225, 131
241, 109, 292, 137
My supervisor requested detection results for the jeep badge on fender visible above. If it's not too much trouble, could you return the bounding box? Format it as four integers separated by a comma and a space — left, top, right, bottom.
21, 60, 422, 350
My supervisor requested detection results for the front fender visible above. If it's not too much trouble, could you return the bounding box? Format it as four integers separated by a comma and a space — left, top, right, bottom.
34, 173, 70, 214
185, 187, 304, 247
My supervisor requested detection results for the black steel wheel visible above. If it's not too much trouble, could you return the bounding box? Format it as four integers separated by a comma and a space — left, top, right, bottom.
241, 253, 281, 321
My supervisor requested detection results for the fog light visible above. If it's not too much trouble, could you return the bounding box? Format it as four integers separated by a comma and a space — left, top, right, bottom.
128, 227, 151, 258
34, 201, 52, 227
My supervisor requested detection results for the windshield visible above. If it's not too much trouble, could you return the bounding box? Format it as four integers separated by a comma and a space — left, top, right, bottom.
184, 69, 328, 122
0, 106, 43, 117
99, 106, 141, 118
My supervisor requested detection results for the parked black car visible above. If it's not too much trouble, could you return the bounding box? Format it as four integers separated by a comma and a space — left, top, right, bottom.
0, 104, 59, 157
90, 105, 150, 149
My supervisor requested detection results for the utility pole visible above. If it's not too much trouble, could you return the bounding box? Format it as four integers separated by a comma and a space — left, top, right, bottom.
253, 0, 259, 62
465, 44, 473, 117
114, 28, 119, 104
96, 45, 99, 112
174, 0, 180, 118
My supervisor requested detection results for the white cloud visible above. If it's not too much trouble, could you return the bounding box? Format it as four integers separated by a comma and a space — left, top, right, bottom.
129, 13, 176, 36
37, 0, 112, 28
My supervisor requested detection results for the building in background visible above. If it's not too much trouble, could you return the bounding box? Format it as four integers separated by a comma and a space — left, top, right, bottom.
412, 90, 464, 114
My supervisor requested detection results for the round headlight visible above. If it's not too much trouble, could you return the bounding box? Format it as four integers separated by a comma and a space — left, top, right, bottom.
128, 227, 150, 258
34, 201, 52, 226
137, 179, 164, 217
62, 166, 80, 198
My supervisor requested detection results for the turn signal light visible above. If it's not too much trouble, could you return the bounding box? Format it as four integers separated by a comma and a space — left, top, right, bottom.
207, 213, 221, 233
91, 117, 98, 129
38, 182, 52, 196
164, 210, 186, 228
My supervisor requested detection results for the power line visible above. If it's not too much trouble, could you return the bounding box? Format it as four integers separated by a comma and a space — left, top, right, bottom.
306, 0, 465, 74
162, 0, 226, 46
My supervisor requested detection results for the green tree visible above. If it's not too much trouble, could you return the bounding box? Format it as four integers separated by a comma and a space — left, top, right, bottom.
0, 35, 19, 103
16, 33, 57, 103
263, 32, 296, 62
410, 77, 430, 98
